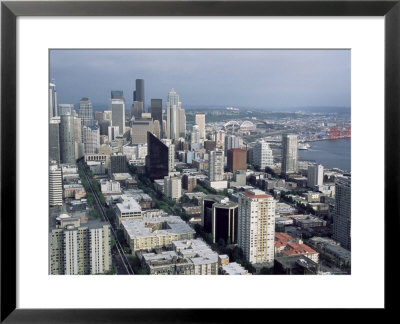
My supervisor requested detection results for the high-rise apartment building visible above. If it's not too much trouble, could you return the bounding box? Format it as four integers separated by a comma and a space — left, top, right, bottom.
49, 82, 58, 118
150, 99, 163, 136
49, 118, 60, 163
49, 162, 63, 206
307, 164, 324, 188
216, 130, 226, 148
195, 113, 206, 139
209, 150, 224, 182
59, 113, 76, 164
281, 134, 298, 174
332, 176, 351, 250
111, 98, 125, 135
78, 98, 94, 127
227, 148, 247, 173
253, 140, 273, 170
83, 125, 100, 154
238, 189, 275, 266
49, 215, 111, 275
164, 175, 182, 201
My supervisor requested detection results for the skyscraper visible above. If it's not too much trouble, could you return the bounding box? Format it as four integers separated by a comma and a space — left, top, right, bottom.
281, 134, 298, 174
190, 124, 201, 150
58, 104, 74, 116
227, 148, 247, 173
131, 116, 154, 145
49, 161, 63, 206
78, 98, 94, 127
49, 82, 58, 118
307, 164, 324, 188
83, 125, 100, 154
131, 101, 144, 119
195, 113, 206, 139
49, 118, 60, 163
135, 79, 145, 110
59, 113, 76, 164
332, 176, 351, 250
150, 99, 163, 136
253, 140, 274, 170
111, 98, 125, 135
166, 89, 186, 140
111, 90, 124, 100
224, 134, 243, 155
209, 150, 224, 182
108, 126, 120, 142
238, 189, 275, 266
164, 175, 182, 201
145, 132, 169, 180
49, 215, 111, 275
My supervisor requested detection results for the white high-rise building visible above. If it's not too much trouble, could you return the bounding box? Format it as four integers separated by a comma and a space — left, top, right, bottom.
332, 176, 351, 250
108, 126, 120, 142
111, 99, 125, 135
195, 113, 206, 139
162, 139, 175, 172
238, 189, 275, 266
191, 124, 201, 150
166, 89, 186, 139
164, 175, 182, 201
281, 134, 298, 174
83, 125, 100, 154
216, 129, 225, 148
307, 164, 324, 188
209, 150, 224, 182
253, 140, 274, 170
49, 162, 63, 206
89, 225, 112, 275
49, 82, 58, 118
50, 215, 111, 275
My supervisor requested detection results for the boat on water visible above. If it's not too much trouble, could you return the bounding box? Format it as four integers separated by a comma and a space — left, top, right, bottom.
298, 143, 311, 150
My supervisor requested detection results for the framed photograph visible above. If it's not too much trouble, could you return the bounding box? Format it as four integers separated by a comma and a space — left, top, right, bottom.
1, 0, 398, 322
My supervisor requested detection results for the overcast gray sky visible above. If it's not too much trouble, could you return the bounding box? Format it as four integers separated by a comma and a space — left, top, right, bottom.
50, 49, 350, 110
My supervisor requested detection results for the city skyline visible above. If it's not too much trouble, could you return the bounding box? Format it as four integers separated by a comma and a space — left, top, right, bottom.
50, 49, 350, 110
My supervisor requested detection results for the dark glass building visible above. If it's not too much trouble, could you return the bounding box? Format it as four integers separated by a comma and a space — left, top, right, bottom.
135, 79, 145, 110
202, 195, 238, 244
145, 131, 169, 180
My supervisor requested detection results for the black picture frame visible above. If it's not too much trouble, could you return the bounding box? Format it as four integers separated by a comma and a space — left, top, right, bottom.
1, 0, 398, 322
